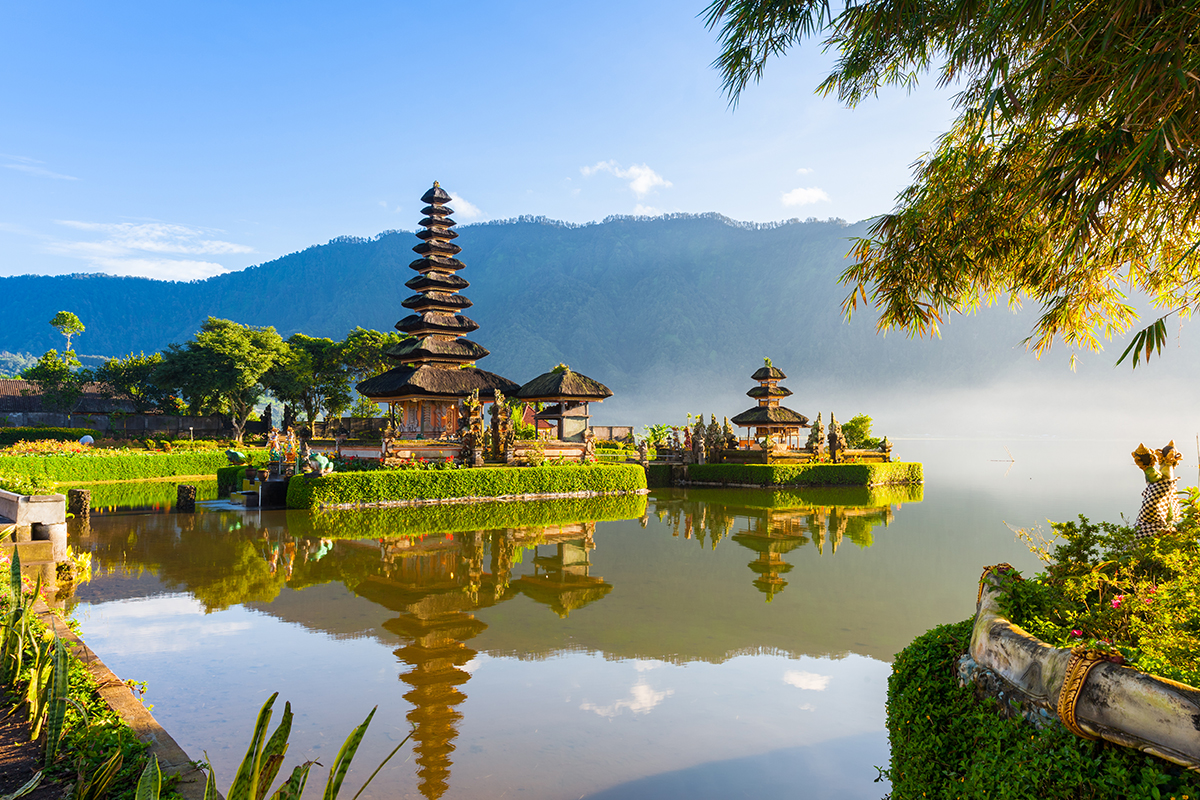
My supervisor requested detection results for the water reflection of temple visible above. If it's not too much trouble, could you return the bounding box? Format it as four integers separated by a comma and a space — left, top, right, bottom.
351, 524, 609, 799
653, 490, 907, 601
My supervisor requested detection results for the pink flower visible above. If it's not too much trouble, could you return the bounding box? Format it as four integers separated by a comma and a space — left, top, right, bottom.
1111, 595, 1125, 608
1143, 598, 1153, 604
1071, 629, 1083, 637
1147, 586, 1158, 594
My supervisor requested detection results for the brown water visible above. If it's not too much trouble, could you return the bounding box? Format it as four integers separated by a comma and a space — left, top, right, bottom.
66, 440, 1144, 799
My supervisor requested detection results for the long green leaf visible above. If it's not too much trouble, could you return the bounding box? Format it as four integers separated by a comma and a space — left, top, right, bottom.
256, 701, 294, 800
202, 753, 219, 800
322, 707, 376, 800
9, 545, 19, 598
44, 637, 69, 767
268, 764, 312, 800
228, 693, 278, 800
349, 728, 414, 800
77, 749, 124, 800
135, 756, 161, 800
1, 770, 42, 800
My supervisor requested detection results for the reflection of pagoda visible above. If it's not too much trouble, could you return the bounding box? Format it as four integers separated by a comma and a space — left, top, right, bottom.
357, 183, 519, 436
732, 519, 808, 602
351, 525, 610, 799
512, 526, 611, 617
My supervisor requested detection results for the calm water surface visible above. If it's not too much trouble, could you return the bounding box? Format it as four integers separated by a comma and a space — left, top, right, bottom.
66, 440, 1151, 799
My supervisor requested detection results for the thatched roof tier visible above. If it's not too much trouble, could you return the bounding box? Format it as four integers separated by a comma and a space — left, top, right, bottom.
747, 385, 793, 399
751, 366, 787, 381
405, 272, 469, 292
412, 240, 462, 258
408, 256, 465, 274
357, 364, 519, 401
396, 313, 479, 336
385, 336, 490, 363
401, 292, 473, 312
516, 368, 613, 402
415, 227, 459, 242
420, 204, 450, 218
514, 576, 613, 618
418, 216, 456, 229
421, 184, 452, 205
730, 406, 810, 427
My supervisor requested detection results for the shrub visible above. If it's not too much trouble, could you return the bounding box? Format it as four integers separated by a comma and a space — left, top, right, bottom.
77, 478, 219, 510
0, 449, 268, 483
0, 470, 56, 495
887, 620, 1200, 799
0, 427, 103, 447
287, 463, 647, 509
687, 461, 923, 487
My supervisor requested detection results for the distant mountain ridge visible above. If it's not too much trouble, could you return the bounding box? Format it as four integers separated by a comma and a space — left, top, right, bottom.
3, 213, 1034, 394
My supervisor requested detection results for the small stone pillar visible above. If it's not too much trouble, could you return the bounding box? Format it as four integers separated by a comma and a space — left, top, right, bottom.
176, 484, 197, 513
67, 488, 90, 520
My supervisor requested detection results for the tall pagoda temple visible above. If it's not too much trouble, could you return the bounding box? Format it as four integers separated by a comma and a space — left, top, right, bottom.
357, 183, 519, 437
730, 358, 810, 449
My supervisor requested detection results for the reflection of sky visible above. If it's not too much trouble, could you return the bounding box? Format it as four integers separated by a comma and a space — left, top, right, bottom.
73, 593, 889, 800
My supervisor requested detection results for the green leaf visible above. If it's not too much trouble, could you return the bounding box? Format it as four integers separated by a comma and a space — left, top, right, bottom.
136, 756, 161, 800
228, 693, 278, 800
322, 707, 376, 800
268, 764, 312, 800
256, 701, 294, 800
77, 749, 124, 800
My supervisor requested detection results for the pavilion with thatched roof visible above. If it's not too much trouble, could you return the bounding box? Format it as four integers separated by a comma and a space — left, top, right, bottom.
515, 364, 612, 442
730, 358, 810, 450
357, 182, 519, 437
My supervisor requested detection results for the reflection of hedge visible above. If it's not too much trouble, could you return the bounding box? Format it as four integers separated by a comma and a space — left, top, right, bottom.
667, 484, 923, 509
0, 427, 103, 446
647, 464, 671, 488
0, 449, 268, 483
287, 464, 647, 509
286, 493, 649, 539
686, 462, 923, 488
888, 619, 1200, 799
76, 479, 219, 510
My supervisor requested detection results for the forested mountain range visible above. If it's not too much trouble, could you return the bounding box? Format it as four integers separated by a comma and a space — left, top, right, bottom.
4, 213, 1037, 396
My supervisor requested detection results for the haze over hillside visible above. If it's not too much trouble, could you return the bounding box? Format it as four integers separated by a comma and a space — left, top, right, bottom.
5, 213, 1193, 438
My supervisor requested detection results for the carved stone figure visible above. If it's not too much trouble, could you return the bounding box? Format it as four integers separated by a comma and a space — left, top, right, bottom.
459, 390, 485, 465
827, 414, 847, 463
1133, 441, 1182, 539
807, 413, 826, 458
637, 439, 649, 467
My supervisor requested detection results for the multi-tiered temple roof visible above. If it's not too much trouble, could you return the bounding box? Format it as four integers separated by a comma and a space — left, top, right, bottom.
357, 183, 519, 407
731, 360, 809, 446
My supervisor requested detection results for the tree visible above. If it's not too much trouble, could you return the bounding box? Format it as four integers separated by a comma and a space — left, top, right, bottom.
705, 1, 1200, 363
21, 349, 90, 413
94, 352, 174, 413
49, 311, 85, 351
262, 334, 352, 427
841, 413, 881, 449
155, 318, 289, 443
339, 327, 408, 385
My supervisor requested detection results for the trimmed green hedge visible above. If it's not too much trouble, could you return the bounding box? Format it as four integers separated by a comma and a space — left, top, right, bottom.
73, 479, 219, 510
285, 493, 648, 539
287, 464, 647, 509
0, 448, 268, 483
0, 426, 103, 446
646, 463, 671, 488
687, 461, 923, 487
888, 620, 1200, 799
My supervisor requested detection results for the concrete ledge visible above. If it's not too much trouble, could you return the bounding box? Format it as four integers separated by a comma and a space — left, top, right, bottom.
0, 490, 66, 526
32, 600, 215, 800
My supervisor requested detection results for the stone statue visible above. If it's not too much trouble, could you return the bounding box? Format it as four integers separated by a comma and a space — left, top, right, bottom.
298, 439, 310, 470
807, 413, 826, 458
827, 414, 847, 463
460, 390, 485, 466
1133, 441, 1182, 539
697, 436, 707, 465
637, 439, 649, 467
307, 453, 334, 476
723, 417, 738, 450
878, 436, 893, 462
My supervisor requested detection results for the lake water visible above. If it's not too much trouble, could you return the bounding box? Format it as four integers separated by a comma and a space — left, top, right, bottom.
65, 439, 1159, 799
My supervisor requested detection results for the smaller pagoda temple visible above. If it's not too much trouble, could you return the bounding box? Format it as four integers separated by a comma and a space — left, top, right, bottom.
730, 358, 810, 449
515, 364, 612, 442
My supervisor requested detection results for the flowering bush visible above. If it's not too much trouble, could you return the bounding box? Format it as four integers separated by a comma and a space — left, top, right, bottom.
1, 438, 91, 456
1003, 490, 1200, 686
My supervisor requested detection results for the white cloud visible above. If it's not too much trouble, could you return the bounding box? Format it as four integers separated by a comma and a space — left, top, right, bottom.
580, 681, 674, 718
1, 154, 77, 181
581, 160, 672, 197
783, 670, 831, 691
448, 192, 482, 220
796, 167, 814, 175
40, 220, 251, 280
781, 186, 831, 206
632, 204, 662, 216
632, 659, 667, 672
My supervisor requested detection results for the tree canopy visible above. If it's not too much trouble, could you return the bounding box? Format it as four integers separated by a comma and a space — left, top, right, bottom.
705, 0, 1200, 362
49, 311, 84, 351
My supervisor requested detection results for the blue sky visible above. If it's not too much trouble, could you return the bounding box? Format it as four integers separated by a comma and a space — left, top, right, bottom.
0, 0, 956, 281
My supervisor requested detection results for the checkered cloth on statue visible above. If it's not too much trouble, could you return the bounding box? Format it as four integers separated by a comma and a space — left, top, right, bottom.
1135, 478, 1180, 539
